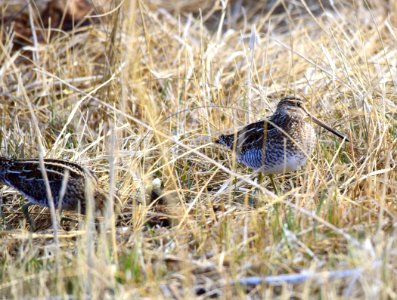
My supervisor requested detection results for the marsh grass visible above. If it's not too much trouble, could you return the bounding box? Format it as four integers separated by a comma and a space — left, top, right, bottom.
0, 0, 397, 298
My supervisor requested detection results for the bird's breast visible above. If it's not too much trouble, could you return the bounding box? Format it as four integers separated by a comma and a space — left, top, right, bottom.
262, 154, 307, 174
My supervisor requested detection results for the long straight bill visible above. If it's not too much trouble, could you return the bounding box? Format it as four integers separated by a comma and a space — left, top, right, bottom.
305, 111, 350, 142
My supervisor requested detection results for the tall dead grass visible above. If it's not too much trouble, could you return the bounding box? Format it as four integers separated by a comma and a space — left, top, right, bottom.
0, 0, 397, 298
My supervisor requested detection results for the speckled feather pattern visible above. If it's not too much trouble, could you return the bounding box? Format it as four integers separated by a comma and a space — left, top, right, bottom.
0, 158, 105, 213
216, 97, 317, 174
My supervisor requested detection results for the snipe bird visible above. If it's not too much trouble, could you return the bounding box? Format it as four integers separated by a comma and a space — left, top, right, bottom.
216, 97, 349, 174
0, 158, 106, 230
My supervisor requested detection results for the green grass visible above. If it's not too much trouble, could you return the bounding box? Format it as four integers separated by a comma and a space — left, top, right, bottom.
1, 0, 397, 298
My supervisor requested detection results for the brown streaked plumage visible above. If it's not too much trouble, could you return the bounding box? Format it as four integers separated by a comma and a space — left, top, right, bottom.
0, 158, 106, 229
216, 97, 349, 174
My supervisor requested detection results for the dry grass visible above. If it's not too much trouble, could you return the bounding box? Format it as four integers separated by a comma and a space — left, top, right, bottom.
1, 0, 397, 298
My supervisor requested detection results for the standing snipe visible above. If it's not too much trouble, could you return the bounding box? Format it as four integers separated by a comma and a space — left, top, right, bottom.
216, 97, 349, 174
0, 158, 106, 230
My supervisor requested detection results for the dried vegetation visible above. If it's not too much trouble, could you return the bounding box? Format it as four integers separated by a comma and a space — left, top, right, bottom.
0, 0, 397, 298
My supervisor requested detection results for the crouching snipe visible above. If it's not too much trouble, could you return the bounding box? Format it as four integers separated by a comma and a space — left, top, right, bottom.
0, 158, 106, 230
216, 97, 349, 174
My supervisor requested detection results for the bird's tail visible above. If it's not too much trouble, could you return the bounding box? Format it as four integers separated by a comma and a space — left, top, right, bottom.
0, 157, 10, 181
0, 157, 10, 171
215, 134, 234, 149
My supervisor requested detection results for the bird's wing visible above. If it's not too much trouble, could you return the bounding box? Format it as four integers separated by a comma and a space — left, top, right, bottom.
5, 160, 73, 184
217, 119, 277, 150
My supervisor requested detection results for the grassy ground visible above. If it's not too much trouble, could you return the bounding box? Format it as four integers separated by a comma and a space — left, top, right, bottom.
1, 0, 397, 298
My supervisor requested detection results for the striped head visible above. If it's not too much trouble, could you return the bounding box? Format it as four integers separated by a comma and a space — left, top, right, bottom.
276, 97, 349, 141
275, 97, 307, 119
